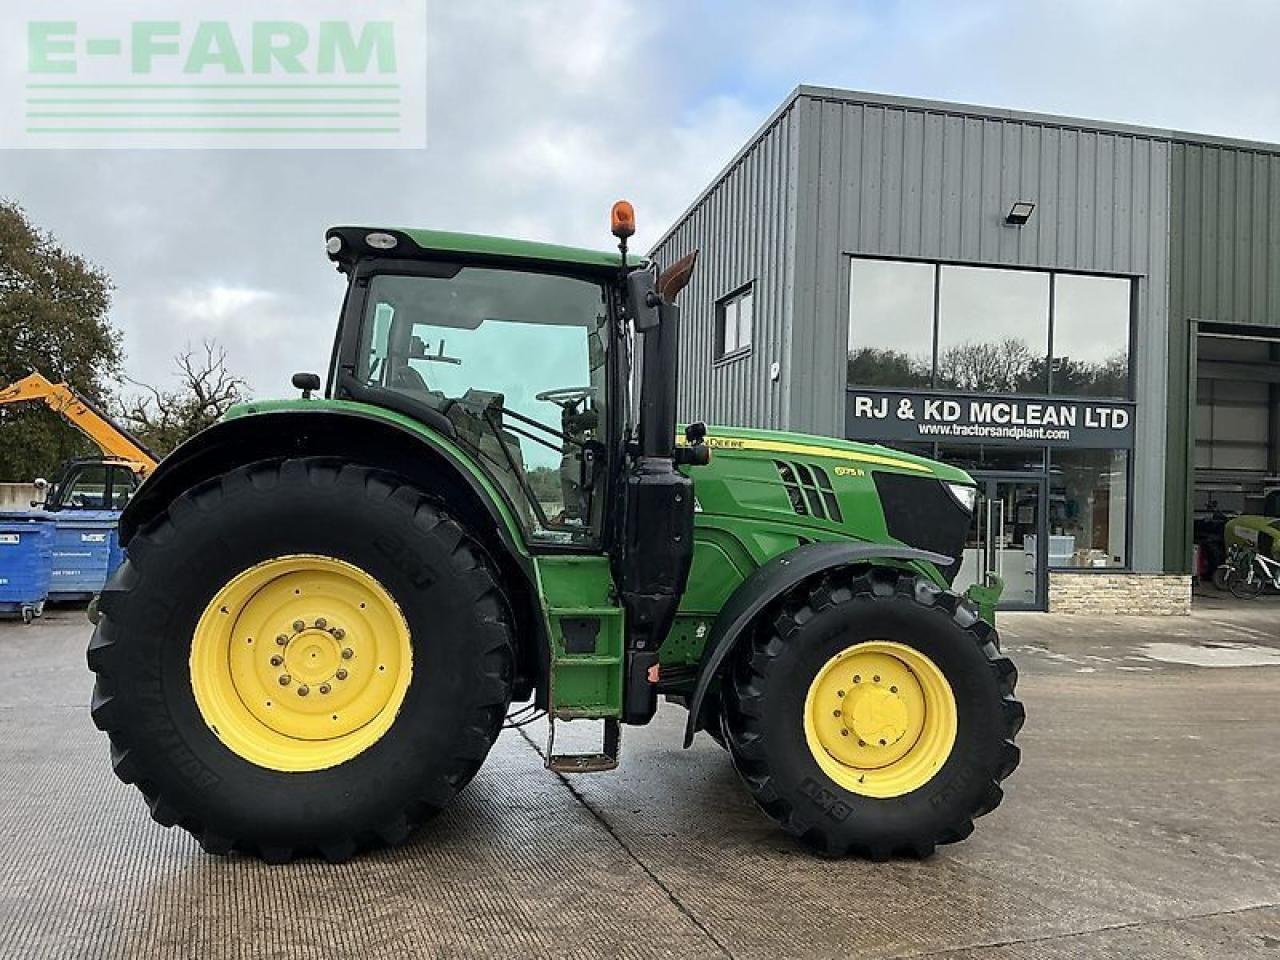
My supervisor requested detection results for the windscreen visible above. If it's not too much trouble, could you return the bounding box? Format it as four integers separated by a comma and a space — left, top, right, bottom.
357, 267, 609, 545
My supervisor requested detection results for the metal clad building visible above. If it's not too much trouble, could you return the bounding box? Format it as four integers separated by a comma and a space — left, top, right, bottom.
653, 86, 1280, 612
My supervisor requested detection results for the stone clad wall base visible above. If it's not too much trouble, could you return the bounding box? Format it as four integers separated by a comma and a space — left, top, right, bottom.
1047, 572, 1192, 616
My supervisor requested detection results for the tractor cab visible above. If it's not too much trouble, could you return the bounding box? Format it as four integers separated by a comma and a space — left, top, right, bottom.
324, 244, 618, 546
35, 456, 139, 512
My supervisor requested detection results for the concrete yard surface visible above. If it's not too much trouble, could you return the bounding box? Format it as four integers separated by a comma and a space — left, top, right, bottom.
1, 603, 1278, 959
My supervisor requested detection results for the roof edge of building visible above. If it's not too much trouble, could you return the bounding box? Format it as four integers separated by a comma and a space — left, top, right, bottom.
795, 85, 1280, 155
649, 83, 1280, 257
648, 85, 806, 257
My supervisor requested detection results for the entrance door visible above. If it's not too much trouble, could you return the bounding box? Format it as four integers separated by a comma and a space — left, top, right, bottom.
953, 475, 1047, 611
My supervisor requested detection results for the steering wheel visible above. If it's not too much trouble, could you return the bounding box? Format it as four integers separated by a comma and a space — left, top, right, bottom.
535, 386, 596, 408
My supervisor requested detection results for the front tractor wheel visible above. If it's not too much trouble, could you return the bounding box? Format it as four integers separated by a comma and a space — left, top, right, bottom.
721, 568, 1023, 858
88, 458, 515, 862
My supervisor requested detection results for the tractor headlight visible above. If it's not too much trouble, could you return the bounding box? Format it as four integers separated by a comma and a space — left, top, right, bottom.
944, 482, 978, 514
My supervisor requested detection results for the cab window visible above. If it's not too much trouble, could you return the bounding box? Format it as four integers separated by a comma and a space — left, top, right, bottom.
61, 464, 109, 509
108, 466, 138, 509
357, 267, 609, 546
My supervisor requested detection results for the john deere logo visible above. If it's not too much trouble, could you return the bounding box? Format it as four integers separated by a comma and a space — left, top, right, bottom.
5, 0, 427, 149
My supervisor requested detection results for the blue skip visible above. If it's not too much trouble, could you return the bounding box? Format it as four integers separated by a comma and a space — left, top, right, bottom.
0, 513, 55, 623
49, 509, 124, 601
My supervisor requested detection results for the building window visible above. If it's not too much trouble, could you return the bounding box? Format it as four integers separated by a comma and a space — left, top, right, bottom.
936, 265, 1050, 394
1048, 449, 1129, 568
716, 285, 754, 359
847, 259, 934, 388
1051, 274, 1131, 398
846, 257, 1133, 398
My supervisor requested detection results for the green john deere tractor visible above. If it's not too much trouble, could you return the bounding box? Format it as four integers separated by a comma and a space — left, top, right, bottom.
88, 203, 1022, 863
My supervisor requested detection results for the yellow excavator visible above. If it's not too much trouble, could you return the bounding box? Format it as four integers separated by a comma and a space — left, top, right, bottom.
0, 371, 157, 511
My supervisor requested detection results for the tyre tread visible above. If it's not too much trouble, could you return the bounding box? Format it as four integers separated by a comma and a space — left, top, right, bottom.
86, 457, 515, 863
722, 566, 1024, 859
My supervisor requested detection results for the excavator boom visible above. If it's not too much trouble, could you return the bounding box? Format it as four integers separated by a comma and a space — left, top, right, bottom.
0, 372, 156, 476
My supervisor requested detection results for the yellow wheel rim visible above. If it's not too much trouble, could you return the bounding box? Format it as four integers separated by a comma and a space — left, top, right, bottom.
190, 555, 413, 772
803, 641, 957, 798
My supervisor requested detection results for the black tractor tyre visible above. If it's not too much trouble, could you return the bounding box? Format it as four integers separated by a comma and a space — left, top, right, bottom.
721, 566, 1024, 859
87, 457, 515, 863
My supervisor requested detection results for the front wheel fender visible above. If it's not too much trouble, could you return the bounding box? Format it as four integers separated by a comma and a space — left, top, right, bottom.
680, 542, 953, 747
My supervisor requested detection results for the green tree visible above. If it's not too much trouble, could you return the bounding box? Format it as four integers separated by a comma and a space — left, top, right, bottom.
525, 465, 562, 504
0, 201, 122, 481
847, 347, 931, 387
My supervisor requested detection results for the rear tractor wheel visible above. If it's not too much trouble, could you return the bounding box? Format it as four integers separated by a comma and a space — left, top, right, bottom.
88, 458, 515, 862
721, 567, 1023, 858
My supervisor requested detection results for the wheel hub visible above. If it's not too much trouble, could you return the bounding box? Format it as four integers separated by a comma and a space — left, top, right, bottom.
846, 686, 910, 748
285, 626, 343, 685
190, 555, 413, 772
803, 640, 958, 797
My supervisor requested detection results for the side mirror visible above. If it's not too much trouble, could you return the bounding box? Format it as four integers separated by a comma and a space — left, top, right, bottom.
626, 269, 661, 332
292, 372, 322, 399
30, 477, 48, 509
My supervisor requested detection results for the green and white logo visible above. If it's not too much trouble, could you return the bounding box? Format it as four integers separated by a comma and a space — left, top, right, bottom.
3, 0, 427, 149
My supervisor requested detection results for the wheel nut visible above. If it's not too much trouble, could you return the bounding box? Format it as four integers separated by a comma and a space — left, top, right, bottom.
832, 709, 841, 717
275, 634, 288, 646
292, 620, 305, 632
837, 690, 845, 697
278, 675, 291, 686
841, 730, 849, 737
873, 675, 881, 683
319, 683, 331, 695
270, 655, 283, 667
890, 685, 898, 694
332, 627, 345, 640
315, 617, 327, 629
853, 675, 861, 683
341, 648, 353, 660
297, 685, 309, 697
336, 668, 348, 681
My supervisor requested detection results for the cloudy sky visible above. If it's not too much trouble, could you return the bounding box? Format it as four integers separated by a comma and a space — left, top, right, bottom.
3, 0, 1279, 397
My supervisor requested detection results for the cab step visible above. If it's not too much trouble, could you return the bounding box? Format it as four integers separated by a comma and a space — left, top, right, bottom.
545, 716, 620, 773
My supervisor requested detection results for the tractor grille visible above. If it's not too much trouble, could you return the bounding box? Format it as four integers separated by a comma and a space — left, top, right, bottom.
871, 472, 970, 585
774, 461, 843, 523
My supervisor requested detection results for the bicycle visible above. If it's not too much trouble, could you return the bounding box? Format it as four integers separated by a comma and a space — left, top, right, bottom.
1212, 542, 1251, 591
1227, 547, 1280, 600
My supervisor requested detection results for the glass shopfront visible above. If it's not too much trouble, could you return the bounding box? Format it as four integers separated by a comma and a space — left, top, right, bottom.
847, 257, 1136, 610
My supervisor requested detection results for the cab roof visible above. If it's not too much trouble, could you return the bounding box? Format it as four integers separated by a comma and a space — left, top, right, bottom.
325, 226, 640, 274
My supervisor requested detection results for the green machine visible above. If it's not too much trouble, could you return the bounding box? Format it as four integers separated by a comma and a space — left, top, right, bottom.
89, 203, 1022, 863
1225, 490, 1280, 562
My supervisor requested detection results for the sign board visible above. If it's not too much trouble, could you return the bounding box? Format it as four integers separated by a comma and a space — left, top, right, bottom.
845, 388, 1135, 448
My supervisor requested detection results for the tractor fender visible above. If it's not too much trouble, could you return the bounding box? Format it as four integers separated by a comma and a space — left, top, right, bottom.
680, 541, 952, 748
117, 405, 547, 703
119, 406, 527, 559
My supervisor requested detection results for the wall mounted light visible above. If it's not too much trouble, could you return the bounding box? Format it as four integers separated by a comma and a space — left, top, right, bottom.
1005, 201, 1035, 226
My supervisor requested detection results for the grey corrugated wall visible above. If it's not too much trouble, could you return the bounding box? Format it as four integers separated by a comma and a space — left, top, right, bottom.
1164, 142, 1280, 570
654, 87, 1179, 572
1170, 143, 1280, 328
787, 90, 1173, 572
648, 102, 799, 431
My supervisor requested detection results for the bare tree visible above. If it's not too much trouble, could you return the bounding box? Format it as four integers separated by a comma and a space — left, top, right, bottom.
937, 337, 1035, 392
120, 340, 248, 455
